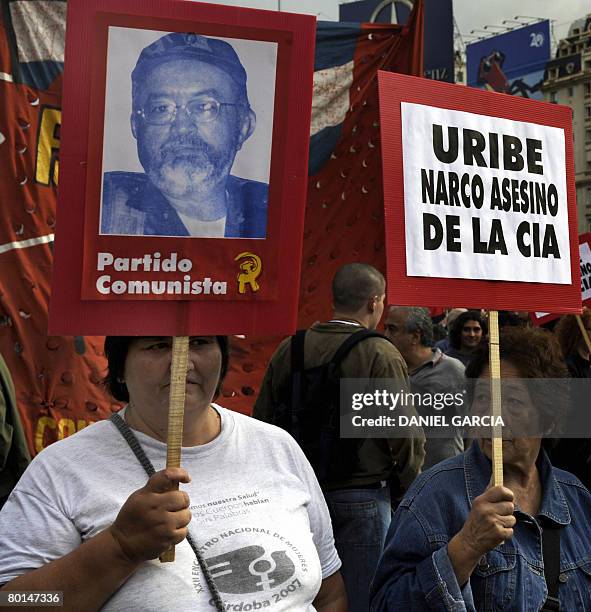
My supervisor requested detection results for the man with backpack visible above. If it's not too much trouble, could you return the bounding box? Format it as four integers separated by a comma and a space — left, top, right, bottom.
253, 263, 425, 612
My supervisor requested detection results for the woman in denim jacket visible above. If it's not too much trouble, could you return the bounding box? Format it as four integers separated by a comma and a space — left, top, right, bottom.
371, 326, 591, 611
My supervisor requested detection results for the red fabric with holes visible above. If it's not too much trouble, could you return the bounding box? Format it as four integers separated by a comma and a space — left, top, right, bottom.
221, 4, 425, 413
0, 16, 116, 456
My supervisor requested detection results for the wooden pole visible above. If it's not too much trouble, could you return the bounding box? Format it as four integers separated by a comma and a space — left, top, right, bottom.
159, 335, 190, 563
488, 311, 503, 487
576, 315, 591, 355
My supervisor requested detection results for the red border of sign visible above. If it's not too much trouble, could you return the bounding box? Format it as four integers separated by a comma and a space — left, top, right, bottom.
49, 0, 315, 336
378, 72, 581, 313
530, 232, 591, 326
81, 13, 293, 304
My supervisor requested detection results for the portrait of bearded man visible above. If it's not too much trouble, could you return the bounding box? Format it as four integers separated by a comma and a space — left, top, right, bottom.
100, 32, 269, 239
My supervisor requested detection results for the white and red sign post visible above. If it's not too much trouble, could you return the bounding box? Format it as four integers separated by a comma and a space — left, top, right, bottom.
50, 0, 316, 560
378, 72, 581, 484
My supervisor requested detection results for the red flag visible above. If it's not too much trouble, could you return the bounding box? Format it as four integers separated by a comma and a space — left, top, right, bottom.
0, 7, 114, 455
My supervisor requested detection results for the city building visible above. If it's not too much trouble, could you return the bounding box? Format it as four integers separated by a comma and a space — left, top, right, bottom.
543, 15, 591, 232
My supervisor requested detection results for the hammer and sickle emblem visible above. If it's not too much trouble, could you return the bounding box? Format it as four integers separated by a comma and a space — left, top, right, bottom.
235, 252, 262, 294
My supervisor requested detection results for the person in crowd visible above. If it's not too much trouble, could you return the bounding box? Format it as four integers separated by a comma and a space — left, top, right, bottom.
371, 326, 591, 611
384, 306, 465, 469
497, 310, 526, 328
514, 311, 532, 327
434, 308, 467, 353
555, 308, 591, 378
0, 336, 346, 611
431, 321, 448, 345
545, 308, 591, 489
254, 263, 425, 612
0, 353, 30, 509
445, 310, 487, 367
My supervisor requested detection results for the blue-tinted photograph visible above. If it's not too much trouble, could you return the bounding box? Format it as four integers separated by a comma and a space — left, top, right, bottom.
100, 29, 277, 238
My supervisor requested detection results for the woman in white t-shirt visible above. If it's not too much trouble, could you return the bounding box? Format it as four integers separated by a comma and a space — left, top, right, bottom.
0, 336, 347, 611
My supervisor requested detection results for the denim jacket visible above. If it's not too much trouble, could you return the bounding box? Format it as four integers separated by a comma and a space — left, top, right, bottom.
371, 442, 591, 611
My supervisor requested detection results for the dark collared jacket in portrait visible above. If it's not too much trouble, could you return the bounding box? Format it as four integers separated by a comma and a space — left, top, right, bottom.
101, 171, 268, 238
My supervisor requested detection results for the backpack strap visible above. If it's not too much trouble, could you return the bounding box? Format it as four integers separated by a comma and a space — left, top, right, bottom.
330, 328, 389, 368
541, 522, 561, 611
289, 330, 308, 439
291, 329, 307, 373
108, 413, 225, 612
288, 327, 387, 423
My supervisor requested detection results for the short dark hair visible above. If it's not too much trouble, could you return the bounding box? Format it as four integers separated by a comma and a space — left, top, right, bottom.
449, 310, 488, 350
498, 310, 524, 328
332, 263, 385, 312
104, 336, 229, 402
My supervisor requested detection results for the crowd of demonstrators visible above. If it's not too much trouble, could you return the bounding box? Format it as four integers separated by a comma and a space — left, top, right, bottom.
544, 308, 591, 490
0, 336, 347, 611
444, 310, 488, 367
384, 306, 466, 470
2, 263, 591, 611
371, 326, 591, 611
254, 264, 425, 612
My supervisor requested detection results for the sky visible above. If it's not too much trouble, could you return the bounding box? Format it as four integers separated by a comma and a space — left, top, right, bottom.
198, 0, 590, 47
452, 0, 590, 48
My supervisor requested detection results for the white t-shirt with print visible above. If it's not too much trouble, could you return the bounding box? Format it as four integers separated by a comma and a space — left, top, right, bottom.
0, 406, 340, 611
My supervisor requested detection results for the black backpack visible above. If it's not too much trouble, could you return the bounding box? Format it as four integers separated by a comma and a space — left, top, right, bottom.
273, 328, 386, 485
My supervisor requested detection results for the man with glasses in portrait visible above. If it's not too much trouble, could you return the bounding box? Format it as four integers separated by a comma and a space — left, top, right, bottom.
100, 32, 268, 238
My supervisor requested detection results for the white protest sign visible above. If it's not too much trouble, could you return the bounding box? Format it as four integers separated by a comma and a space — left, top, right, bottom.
532, 234, 591, 324
401, 102, 571, 284
580, 240, 591, 302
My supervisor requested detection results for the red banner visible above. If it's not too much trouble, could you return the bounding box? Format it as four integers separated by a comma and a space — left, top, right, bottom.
0, 3, 114, 455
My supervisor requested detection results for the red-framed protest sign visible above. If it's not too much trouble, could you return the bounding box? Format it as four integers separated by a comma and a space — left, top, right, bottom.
378, 72, 580, 313
49, 0, 315, 336
531, 232, 591, 325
